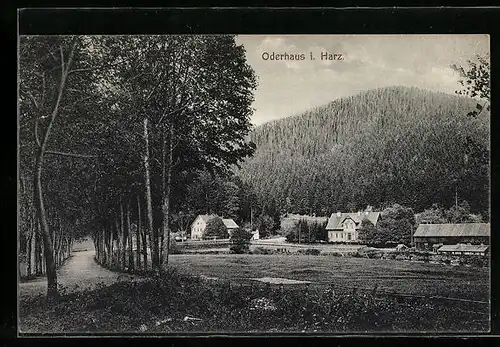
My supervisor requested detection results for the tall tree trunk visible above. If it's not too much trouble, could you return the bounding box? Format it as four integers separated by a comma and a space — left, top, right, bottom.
161, 125, 174, 269
136, 196, 141, 269
33, 41, 77, 300
143, 117, 157, 270
120, 204, 126, 269
127, 203, 133, 271
34, 152, 58, 297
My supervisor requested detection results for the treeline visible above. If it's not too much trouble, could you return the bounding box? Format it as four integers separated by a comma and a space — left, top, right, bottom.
238, 86, 490, 219
19, 35, 256, 298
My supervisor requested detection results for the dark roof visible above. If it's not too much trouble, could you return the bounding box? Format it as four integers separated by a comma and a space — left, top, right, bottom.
326, 212, 380, 230
437, 244, 489, 253
413, 223, 490, 238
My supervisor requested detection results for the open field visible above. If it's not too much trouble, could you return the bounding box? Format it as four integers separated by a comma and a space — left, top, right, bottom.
168, 254, 489, 302
19, 250, 490, 333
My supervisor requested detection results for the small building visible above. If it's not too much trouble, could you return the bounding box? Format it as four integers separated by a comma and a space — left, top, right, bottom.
326, 210, 380, 243
190, 214, 239, 240
413, 223, 490, 251
222, 218, 239, 235
395, 244, 408, 252
251, 229, 260, 240
437, 244, 489, 256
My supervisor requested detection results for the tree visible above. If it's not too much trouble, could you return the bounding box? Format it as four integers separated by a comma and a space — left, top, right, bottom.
453, 54, 490, 116
357, 218, 376, 244
98, 35, 257, 269
255, 214, 275, 238
445, 200, 483, 223
415, 203, 447, 225
19, 36, 98, 300
310, 221, 328, 242
453, 54, 490, 220
203, 217, 229, 239
229, 228, 253, 254
376, 204, 416, 245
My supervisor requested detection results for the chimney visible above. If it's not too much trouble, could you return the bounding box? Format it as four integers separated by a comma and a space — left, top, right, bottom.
337, 211, 341, 217
358, 211, 361, 216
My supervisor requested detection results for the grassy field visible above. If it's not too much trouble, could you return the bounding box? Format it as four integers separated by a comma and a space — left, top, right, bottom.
168, 254, 489, 302
19, 253, 490, 333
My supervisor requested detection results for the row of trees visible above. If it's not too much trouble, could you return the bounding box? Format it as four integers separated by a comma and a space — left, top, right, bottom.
19, 35, 257, 299
285, 220, 328, 243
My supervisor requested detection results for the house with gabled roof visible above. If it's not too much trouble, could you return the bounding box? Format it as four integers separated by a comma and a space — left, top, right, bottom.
325, 209, 380, 243
190, 214, 239, 240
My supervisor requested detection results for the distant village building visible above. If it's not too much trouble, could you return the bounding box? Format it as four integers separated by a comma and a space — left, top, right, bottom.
413, 223, 490, 251
325, 210, 380, 243
190, 214, 239, 240
437, 244, 489, 256
251, 229, 260, 240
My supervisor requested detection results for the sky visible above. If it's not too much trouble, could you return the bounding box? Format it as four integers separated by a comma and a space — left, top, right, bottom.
235, 35, 489, 126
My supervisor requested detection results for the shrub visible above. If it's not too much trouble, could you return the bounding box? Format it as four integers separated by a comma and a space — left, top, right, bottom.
229, 228, 253, 254
325, 251, 343, 257
252, 247, 276, 255
168, 238, 182, 255
203, 217, 229, 240
297, 248, 321, 256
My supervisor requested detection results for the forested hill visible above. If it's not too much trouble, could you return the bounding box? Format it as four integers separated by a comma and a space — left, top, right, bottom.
237, 86, 490, 218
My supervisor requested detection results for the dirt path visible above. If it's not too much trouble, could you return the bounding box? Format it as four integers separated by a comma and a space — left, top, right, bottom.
19, 238, 139, 300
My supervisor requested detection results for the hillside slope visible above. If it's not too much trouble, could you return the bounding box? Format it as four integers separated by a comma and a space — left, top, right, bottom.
237, 86, 490, 217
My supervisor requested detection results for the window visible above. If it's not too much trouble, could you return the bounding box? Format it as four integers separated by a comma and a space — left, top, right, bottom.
347, 233, 352, 241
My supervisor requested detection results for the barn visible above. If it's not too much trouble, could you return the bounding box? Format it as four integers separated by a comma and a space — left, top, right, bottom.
413, 223, 490, 251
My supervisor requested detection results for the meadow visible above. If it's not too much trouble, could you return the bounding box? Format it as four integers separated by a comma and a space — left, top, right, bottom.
167, 254, 489, 302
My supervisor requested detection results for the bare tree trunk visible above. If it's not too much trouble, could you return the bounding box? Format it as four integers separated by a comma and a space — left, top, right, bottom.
127, 203, 133, 271
160, 129, 166, 264
107, 229, 113, 267
136, 196, 141, 270
161, 125, 174, 269
34, 152, 57, 297
33, 41, 78, 300
115, 220, 120, 267
143, 117, 158, 270
121, 204, 128, 269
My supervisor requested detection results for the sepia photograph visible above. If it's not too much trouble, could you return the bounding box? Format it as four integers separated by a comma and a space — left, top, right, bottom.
18, 34, 490, 334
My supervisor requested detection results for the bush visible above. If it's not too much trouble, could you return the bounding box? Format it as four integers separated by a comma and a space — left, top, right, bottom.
229, 228, 253, 254
325, 251, 343, 257
297, 248, 321, 256
168, 238, 182, 255
203, 217, 229, 240
252, 247, 276, 255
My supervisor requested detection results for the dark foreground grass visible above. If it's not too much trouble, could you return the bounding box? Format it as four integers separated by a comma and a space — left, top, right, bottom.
19, 268, 489, 334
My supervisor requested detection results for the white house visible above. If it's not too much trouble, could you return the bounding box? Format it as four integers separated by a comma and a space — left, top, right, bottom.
325, 210, 380, 242
190, 214, 239, 240
251, 229, 260, 240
